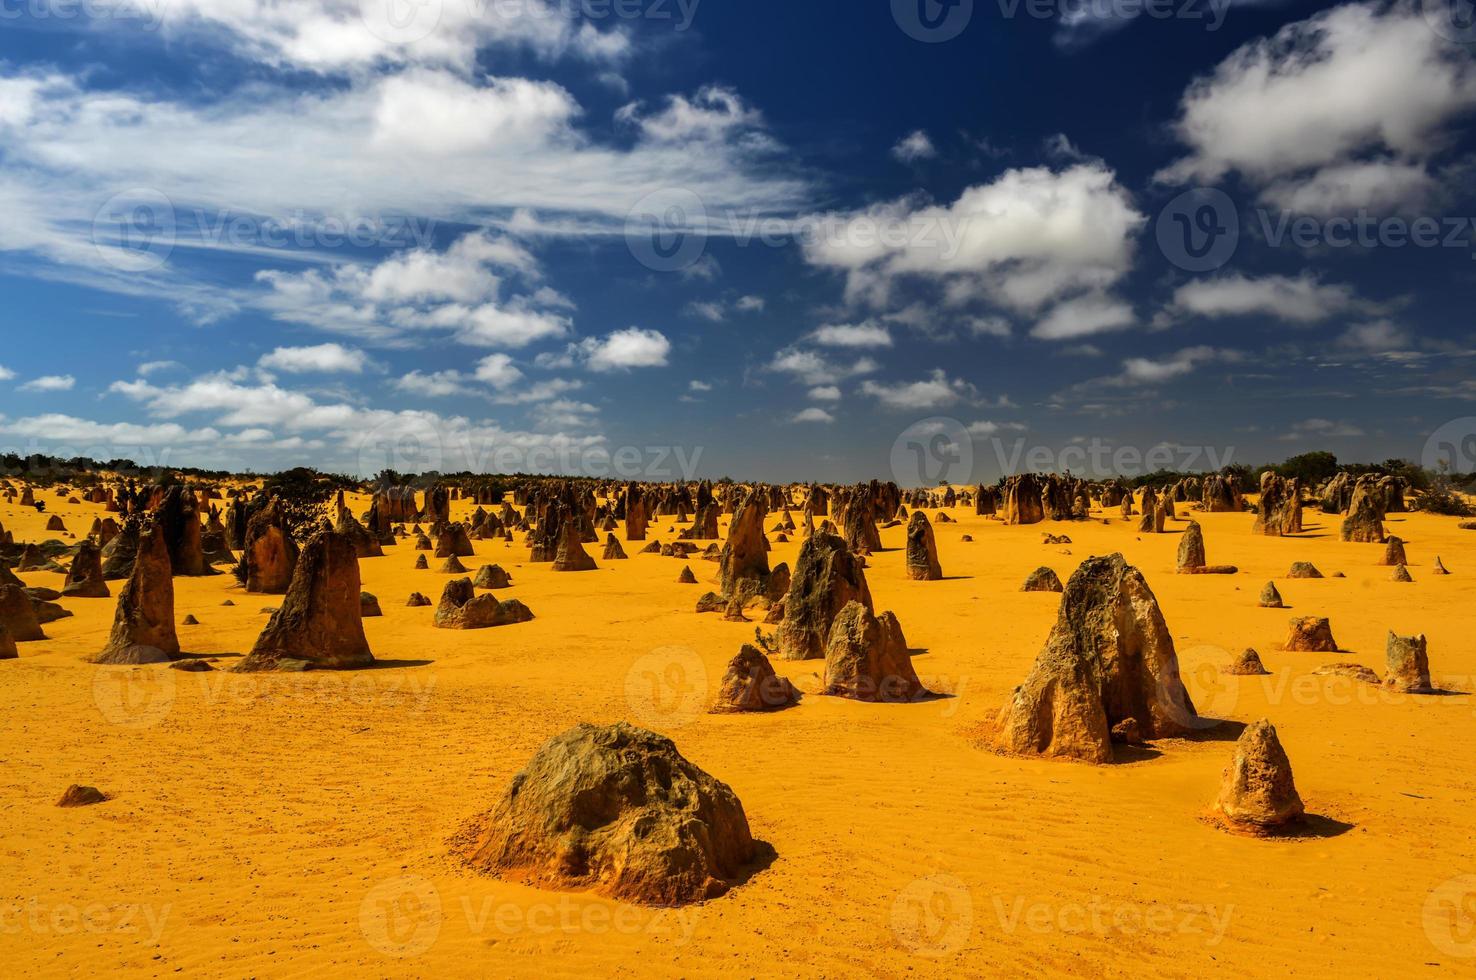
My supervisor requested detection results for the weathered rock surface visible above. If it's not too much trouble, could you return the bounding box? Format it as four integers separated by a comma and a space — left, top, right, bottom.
457, 723, 758, 906
993, 554, 1198, 763
1212, 719, 1304, 833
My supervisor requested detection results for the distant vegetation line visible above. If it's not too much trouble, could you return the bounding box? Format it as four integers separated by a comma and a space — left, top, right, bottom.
0, 450, 1471, 501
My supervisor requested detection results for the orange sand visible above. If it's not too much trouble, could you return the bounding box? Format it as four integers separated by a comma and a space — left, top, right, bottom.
2, 489, 1475, 976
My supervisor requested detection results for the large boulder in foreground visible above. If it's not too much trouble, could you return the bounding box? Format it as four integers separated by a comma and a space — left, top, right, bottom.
90, 522, 178, 665
234, 527, 373, 672
1212, 719, 1304, 834
457, 722, 758, 906
775, 531, 873, 661
993, 554, 1199, 763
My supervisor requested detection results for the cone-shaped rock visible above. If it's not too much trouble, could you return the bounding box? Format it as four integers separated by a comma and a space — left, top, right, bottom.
712, 644, 800, 712
1176, 521, 1237, 575
677, 565, 698, 584
993, 554, 1199, 763
1385, 631, 1433, 693
473, 564, 512, 589
1340, 479, 1387, 543
235, 527, 372, 672
1259, 582, 1284, 608
61, 540, 110, 598
1021, 567, 1063, 593
718, 489, 770, 599
336, 509, 383, 559
774, 532, 873, 661
1177, 521, 1207, 572
1433, 556, 1450, 575
457, 722, 757, 906
91, 521, 178, 664
1213, 719, 1304, 832
1390, 564, 1413, 582
434, 523, 476, 559
360, 592, 383, 617
1225, 648, 1270, 675
552, 513, 597, 572
1380, 536, 1407, 566
407, 592, 431, 607
904, 511, 943, 581
1287, 561, 1323, 579
602, 534, 628, 560
1285, 616, 1337, 652
439, 555, 468, 574
822, 601, 927, 702
57, 785, 108, 808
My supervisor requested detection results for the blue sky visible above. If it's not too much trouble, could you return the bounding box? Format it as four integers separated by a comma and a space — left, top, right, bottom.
1, 0, 1474, 482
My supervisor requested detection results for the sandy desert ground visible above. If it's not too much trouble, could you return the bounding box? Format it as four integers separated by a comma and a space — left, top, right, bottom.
2, 487, 1475, 978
